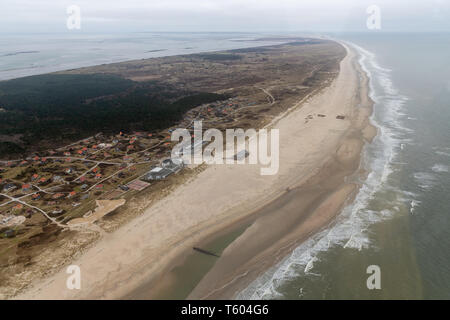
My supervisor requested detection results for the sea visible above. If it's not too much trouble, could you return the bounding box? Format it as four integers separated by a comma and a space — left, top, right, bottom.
2, 32, 449, 300
238, 33, 450, 300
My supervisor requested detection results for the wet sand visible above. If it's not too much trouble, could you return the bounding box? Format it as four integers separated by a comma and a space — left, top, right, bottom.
16, 41, 374, 300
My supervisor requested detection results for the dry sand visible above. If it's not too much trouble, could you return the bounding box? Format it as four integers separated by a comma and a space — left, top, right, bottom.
15, 42, 374, 300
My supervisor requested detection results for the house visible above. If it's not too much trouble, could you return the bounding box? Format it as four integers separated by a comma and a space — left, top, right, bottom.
81, 184, 89, 190
67, 191, 77, 198
80, 176, 86, 183
52, 193, 65, 200
31, 174, 39, 181
143, 167, 173, 181
53, 175, 64, 182
95, 173, 102, 179
65, 168, 73, 174
24, 209, 34, 218
51, 208, 64, 216
3, 183, 16, 193
21, 184, 31, 192
99, 143, 113, 149
38, 177, 47, 184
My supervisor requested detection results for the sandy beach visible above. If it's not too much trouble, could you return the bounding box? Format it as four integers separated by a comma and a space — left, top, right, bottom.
15, 41, 375, 300
188, 41, 375, 299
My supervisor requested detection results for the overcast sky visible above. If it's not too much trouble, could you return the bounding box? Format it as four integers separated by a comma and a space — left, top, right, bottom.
1, 0, 450, 33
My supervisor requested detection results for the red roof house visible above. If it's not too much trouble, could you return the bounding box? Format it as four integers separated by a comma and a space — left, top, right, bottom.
68, 191, 77, 198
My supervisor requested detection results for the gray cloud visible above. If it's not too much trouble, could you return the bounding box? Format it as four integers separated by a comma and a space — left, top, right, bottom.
1, 0, 449, 33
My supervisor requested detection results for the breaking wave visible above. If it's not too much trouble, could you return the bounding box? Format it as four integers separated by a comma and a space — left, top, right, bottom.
431, 164, 449, 173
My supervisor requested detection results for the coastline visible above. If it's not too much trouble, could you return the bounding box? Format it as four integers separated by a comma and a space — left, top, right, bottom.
188, 41, 376, 299
0, 34, 290, 82
14, 40, 375, 300
131, 41, 376, 300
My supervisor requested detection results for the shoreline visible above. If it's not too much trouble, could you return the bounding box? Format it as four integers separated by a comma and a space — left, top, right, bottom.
14, 40, 374, 300
141, 41, 375, 300
186, 42, 376, 299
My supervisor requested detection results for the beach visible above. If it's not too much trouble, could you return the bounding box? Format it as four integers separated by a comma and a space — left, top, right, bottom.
15, 41, 375, 300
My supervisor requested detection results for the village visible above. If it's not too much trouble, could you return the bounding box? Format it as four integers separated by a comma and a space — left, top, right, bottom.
0, 95, 266, 239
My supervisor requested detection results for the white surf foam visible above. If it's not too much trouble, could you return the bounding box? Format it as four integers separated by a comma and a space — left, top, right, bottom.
237, 41, 415, 300
410, 200, 421, 214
